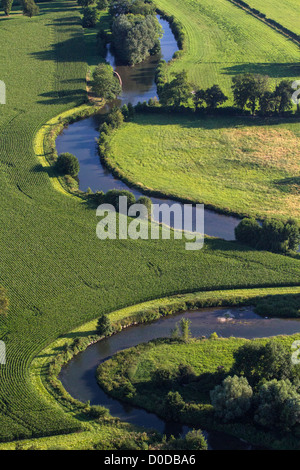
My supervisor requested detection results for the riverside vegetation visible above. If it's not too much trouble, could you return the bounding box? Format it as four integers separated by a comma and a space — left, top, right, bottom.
0, 0, 299, 450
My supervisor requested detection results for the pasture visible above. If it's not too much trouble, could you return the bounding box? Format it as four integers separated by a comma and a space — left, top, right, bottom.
107, 113, 300, 221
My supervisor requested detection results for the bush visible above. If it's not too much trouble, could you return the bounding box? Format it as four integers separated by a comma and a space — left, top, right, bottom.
163, 391, 185, 421
97, 313, 113, 336
254, 379, 300, 429
103, 189, 136, 212
22, 0, 39, 17
56, 153, 80, 177
82, 7, 99, 28
235, 218, 262, 247
210, 375, 253, 421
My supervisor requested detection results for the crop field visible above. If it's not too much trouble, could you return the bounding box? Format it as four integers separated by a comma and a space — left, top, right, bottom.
0, 0, 299, 451
106, 113, 300, 221
246, 0, 300, 36
155, 0, 299, 101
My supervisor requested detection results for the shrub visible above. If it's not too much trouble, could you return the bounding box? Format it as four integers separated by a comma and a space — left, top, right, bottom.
235, 218, 262, 247
103, 189, 136, 212
210, 375, 253, 421
97, 313, 113, 336
55, 153, 80, 177
82, 7, 99, 28
22, 0, 39, 17
92, 65, 121, 99
254, 379, 300, 429
163, 391, 185, 421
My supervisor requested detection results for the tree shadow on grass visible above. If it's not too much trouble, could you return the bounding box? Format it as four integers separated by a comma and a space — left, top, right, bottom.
222, 62, 300, 78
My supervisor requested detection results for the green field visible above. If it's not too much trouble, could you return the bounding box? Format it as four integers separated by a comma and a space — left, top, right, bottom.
0, 0, 300, 450
246, 0, 300, 36
106, 113, 300, 221
155, 0, 300, 101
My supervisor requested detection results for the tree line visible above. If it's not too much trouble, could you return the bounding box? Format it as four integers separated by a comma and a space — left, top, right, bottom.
156, 65, 298, 115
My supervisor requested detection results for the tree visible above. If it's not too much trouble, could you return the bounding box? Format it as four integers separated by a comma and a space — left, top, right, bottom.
164, 430, 207, 450
204, 85, 228, 110
235, 218, 262, 247
1, 0, 13, 16
232, 74, 269, 114
274, 80, 293, 113
96, 0, 108, 9
232, 340, 297, 386
96, 313, 113, 336
210, 375, 253, 422
259, 91, 277, 116
56, 153, 80, 177
78, 0, 94, 7
92, 64, 121, 99
112, 14, 162, 65
179, 318, 192, 342
82, 6, 99, 28
22, 0, 39, 17
254, 379, 300, 429
103, 189, 136, 212
163, 391, 185, 421
193, 89, 206, 109
159, 71, 192, 107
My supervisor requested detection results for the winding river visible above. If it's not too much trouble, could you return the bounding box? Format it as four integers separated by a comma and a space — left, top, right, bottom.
57, 17, 300, 450
56, 16, 241, 241
60, 306, 300, 450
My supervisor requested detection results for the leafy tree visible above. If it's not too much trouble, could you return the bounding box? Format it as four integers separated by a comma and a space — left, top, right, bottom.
105, 106, 124, 129
78, 0, 94, 7
112, 14, 162, 65
203, 85, 228, 110
284, 218, 300, 251
232, 340, 298, 386
274, 80, 293, 113
235, 218, 262, 247
82, 6, 99, 28
254, 379, 300, 429
22, 0, 39, 17
1, 0, 13, 16
103, 189, 136, 212
96, 0, 108, 8
163, 391, 185, 421
259, 91, 277, 115
56, 153, 80, 177
193, 89, 206, 109
96, 313, 113, 336
179, 317, 192, 342
92, 64, 121, 99
258, 219, 288, 253
164, 430, 207, 450
210, 375, 253, 421
232, 74, 269, 114
159, 71, 192, 107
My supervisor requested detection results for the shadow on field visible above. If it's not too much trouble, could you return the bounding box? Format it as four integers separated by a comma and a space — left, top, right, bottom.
222, 62, 300, 78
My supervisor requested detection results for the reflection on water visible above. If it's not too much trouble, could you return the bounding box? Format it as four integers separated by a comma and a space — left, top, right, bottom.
60, 306, 300, 449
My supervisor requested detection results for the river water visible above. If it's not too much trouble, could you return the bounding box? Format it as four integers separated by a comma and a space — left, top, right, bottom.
56, 16, 241, 241
57, 16, 299, 449
59, 306, 300, 449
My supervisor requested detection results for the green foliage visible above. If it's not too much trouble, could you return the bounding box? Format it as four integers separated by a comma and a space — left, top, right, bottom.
103, 189, 136, 212
22, 0, 39, 17
232, 340, 299, 386
82, 6, 99, 28
210, 375, 253, 422
235, 217, 300, 253
112, 13, 162, 65
163, 391, 185, 421
1, 0, 13, 15
78, 0, 94, 7
96, 0, 108, 10
195, 85, 228, 110
232, 74, 270, 114
255, 294, 300, 318
92, 64, 121, 99
163, 429, 207, 450
254, 379, 300, 429
97, 313, 113, 336
56, 153, 80, 177
159, 71, 192, 107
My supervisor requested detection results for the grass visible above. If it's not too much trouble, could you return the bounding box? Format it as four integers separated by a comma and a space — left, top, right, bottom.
96, 331, 300, 449
155, 0, 300, 102
246, 0, 300, 36
0, 0, 299, 449
106, 113, 300, 221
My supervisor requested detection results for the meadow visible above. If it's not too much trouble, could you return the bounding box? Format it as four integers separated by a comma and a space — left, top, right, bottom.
0, 0, 299, 450
155, 0, 300, 102
246, 0, 300, 36
106, 113, 300, 221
